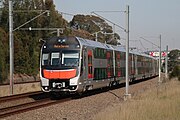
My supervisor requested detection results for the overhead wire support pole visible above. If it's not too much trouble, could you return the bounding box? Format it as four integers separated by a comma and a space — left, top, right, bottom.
59, 11, 74, 16
92, 7, 131, 100
8, 7, 50, 95
113, 24, 115, 40
9, 0, 14, 95
19, 27, 65, 31
13, 10, 50, 31
125, 5, 131, 99
165, 45, 168, 79
13, 10, 48, 13
159, 35, 161, 83
19, 27, 65, 37
92, 10, 125, 13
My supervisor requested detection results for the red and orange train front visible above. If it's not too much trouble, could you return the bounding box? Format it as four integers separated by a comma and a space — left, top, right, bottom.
40, 36, 81, 92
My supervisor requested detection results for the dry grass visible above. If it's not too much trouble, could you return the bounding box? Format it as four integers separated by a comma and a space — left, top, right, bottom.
94, 80, 180, 120
0, 82, 41, 97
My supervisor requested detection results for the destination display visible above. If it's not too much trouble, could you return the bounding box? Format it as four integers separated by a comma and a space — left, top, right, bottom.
53, 45, 70, 48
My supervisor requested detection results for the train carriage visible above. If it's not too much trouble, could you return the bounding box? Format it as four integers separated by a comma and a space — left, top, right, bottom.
40, 36, 158, 95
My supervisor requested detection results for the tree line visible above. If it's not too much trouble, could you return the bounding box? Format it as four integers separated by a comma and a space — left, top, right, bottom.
0, 0, 119, 83
0, 0, 69, 83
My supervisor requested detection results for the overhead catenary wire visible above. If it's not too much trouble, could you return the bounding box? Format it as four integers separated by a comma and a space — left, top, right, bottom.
120, 38, 148, 52
91, 12, 126, 32
140, 37, 159, 48
59, 11, 74, 16
92, 10, 125, 13
139, 39, 147, 51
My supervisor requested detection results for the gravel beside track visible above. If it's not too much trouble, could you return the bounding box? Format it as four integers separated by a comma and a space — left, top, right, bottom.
3, 77, 158, 120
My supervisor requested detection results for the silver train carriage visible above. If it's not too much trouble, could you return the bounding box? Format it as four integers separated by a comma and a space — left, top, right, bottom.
40, 36, 159, 94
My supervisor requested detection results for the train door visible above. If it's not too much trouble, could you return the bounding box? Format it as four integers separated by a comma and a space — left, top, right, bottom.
82, 48, 93, 81
129, 54, 135, 81
83, 48, 94, 91
80, 47, 88, 92
83, 48, 88, 81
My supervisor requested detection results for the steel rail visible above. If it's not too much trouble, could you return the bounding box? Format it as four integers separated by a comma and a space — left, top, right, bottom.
0, 97, 71, 118
0, 91, 42, 103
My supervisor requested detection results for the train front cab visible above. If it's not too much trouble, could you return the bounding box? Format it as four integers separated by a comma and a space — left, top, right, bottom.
40, 36, 82, 93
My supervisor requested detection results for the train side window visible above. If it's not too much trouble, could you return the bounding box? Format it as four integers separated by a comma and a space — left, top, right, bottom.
42, 53, 49, 65
88, 50, 93, 78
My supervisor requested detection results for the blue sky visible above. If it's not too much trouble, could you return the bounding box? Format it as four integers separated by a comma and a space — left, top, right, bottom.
54, 0, 180, 51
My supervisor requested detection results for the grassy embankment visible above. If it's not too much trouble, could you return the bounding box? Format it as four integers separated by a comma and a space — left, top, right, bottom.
95, 79, 180, 120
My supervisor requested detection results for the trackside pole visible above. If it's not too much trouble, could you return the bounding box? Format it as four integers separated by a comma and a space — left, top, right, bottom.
124, 5, 131, 100
165, 45, 168, 79
9, 0, 14, 95
158, 35, 161, 83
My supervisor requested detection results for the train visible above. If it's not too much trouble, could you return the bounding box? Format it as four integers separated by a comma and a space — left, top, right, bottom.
40, 36, 159, 95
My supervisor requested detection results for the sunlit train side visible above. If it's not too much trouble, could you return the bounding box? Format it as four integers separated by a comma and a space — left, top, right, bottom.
40, 36, 158, 94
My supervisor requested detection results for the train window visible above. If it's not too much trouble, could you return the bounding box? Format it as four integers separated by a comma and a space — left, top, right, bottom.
62, 51, 79, 67
116, 52, 120, 59
96, 48, 98, 57
51, 53, 60, 65
94, 48, 106, 59
88, 50, 93, 78
88, 54, 92, 64
42, 53, 49, 65
120, 52, 125, 60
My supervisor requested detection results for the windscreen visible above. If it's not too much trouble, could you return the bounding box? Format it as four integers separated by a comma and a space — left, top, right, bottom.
41, 50, 79, 67
62, 51, 79, 67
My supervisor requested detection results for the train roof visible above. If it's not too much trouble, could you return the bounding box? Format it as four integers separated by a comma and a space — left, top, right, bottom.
45, 36, 157, 60
76, 37, 157, 60
76, 37, 113, 50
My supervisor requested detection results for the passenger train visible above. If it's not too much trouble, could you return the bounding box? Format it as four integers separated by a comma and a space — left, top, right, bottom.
40, 36, 158, 94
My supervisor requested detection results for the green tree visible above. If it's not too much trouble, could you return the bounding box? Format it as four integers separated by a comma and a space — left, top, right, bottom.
168, 49, 180, 80
70, 15, 120, 45
168, 49, 180, 71
0, 0, 69, 83
0, 28, 8, 83
169, 65, 180, 81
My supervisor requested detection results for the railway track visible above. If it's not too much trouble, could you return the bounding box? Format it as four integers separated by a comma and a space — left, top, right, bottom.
0, 81, 40, 86
0, 96, 71, 118
0, 91, 43, 103
0, 91, 50, 118
0, 76, 158, 119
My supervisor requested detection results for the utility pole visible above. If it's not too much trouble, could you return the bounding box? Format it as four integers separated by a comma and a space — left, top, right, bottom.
159, 35, 161, 83
95, 32, 98, 41
125, 5, 131, 99
9, 0, 14, 95
165, 45, 168, 79
57, 29, 60, 36
113, 24, 115, 40
8, 5, 50, 95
